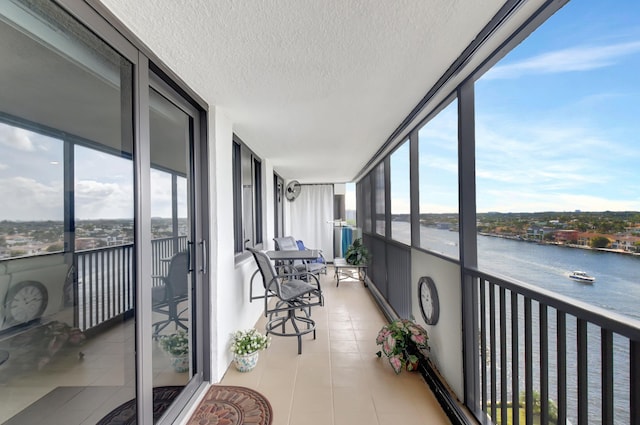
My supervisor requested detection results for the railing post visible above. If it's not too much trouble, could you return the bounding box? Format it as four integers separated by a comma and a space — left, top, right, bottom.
602, 329, 613, 424
500, 286, 507, 425
577, 318, 588, 425
525, 298, 533, 425
557, 311, 567, 425
462, 273, 480, 414
490, 282, 497, 422
632, 339, 640, 425
540, 304, 548, 425
511, 292, 519, 425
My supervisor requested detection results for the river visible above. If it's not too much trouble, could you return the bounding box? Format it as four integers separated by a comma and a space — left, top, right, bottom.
419, 226, 640, 321
417, 226, 640, 424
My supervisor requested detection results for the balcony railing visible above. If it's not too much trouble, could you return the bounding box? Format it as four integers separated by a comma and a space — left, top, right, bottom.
466, 267, 640, 425
75, 236, 188, 331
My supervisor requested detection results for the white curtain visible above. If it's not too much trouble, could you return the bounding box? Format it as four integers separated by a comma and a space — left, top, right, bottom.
289, 184, 334, 259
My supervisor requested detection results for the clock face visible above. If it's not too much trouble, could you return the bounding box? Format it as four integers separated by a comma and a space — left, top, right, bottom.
418, 277, 439, 325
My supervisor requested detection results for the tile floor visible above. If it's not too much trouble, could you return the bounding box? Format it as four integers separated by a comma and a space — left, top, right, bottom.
218, 267, 451, 425
0, 266, 452, 424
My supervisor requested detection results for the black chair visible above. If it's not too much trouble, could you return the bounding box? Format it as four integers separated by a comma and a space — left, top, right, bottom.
248, 248, 323, 354
152, 251, 189, 338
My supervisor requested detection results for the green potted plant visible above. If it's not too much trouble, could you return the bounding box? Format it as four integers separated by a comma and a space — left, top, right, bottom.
345, 238, 369, 265
375, 319, 429, 374
159, 331, 189, 372
230, 328, 270, 372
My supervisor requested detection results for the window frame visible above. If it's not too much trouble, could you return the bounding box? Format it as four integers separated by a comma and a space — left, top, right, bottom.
232, 135, 264, 254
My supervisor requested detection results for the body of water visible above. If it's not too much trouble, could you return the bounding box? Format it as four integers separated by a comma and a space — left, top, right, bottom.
418, 226, 640, 321
419, 226, 639, 424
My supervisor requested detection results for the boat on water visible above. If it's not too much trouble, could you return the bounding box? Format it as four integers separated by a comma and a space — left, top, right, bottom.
569, 270, 595, 283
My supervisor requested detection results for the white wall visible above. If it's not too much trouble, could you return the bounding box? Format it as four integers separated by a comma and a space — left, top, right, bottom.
209, 108, 266, 381
411, 249, 464, 399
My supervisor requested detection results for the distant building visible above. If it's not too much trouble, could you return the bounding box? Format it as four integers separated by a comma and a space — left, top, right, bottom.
611, 235, 640, 252
555, 230, 579, 243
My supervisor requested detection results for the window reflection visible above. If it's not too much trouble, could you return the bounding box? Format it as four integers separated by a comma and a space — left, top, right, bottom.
0, 0, 135, 422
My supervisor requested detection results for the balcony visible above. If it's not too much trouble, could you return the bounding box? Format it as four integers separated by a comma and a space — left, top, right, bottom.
0, 251, 453, 425
2, 0, 639, 424
4, 232, 639, 424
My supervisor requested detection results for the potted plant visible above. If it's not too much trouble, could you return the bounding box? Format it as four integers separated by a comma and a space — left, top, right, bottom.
345, 238, 369, 265
159, 331, 189, 373
375, 319, 429, 374
230, 328, 270, 372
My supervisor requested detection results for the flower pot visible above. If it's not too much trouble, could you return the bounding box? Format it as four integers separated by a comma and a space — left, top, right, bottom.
405, 354, 419, 372
170, 354, 189, 373
234, 351, 259, 372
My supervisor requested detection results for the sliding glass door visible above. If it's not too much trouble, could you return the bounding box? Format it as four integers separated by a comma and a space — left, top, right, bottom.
148, 79, 207, 409
0, 1, 208, 423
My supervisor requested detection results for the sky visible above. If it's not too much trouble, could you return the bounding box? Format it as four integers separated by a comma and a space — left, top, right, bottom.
0, 122, 186, 220
387, 0, 640, 214
2, 0, 639, 220
474, 0, 640, 213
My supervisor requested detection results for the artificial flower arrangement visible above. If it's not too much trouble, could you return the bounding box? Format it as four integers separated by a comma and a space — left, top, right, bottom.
230, 328, 270, 356
375, 319, 429, 374
159, 330, 189, 357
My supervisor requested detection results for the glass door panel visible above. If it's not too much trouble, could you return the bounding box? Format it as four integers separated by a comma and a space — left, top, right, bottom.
148, 86, 195, 402
0, 0, 135, 423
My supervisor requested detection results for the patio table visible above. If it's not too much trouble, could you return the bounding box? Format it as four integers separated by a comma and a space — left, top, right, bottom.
265, 250, 320, 261
333, 257, 368, 287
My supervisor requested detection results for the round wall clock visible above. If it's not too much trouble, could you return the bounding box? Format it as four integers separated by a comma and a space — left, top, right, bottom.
418, 276, 440, 325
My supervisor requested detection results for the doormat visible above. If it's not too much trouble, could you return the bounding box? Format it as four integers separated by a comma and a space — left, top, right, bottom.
97, 385, 183, 424
186, 385, 273, 425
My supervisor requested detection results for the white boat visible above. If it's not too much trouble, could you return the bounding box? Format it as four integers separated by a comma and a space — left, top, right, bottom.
569, 270, 595, 283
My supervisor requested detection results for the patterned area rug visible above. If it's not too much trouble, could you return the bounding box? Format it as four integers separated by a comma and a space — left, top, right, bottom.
97, 385, 272, 425
97, 386, 183, 424
186, 385, 273, 425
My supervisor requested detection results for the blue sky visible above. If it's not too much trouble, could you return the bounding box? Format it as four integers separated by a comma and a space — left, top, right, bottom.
475, 0, 640, 213
383, 0, 640, 215
2, 1, 639, 219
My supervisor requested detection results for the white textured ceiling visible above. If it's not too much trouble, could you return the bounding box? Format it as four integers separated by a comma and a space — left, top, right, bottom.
99, 0, 507, 183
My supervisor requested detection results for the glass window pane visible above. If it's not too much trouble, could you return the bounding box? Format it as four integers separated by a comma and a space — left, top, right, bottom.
241, 147, 254, 249
0, 124, 64, 257
0, 0, 135, 422
374, 163, 385, 235
149, 87, 192, 389
345, 182, 356, 226
476, 2, 640, 309
232, 142, 242, 252
253, 158, 263, 245
475, 4, 640, 420
418, 99, 459, 258
390, 140, 411, 244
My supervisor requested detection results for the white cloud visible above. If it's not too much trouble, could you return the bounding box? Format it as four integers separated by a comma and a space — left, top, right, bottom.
484, 41, 640, 80
0, 163, 7, 170
0, 123, 37, 151
419, 202, 458, 214
75, 180, 133, 219
0, 177, 63, 220
478, 190, 640, 213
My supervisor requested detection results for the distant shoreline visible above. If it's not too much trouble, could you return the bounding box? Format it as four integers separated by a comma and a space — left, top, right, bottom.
478, 232, 640, 258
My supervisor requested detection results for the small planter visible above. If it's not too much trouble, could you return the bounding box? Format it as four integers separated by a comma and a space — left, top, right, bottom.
376, 319, 430, 374
170, 354, 189, 373
234, 351, 259, 372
